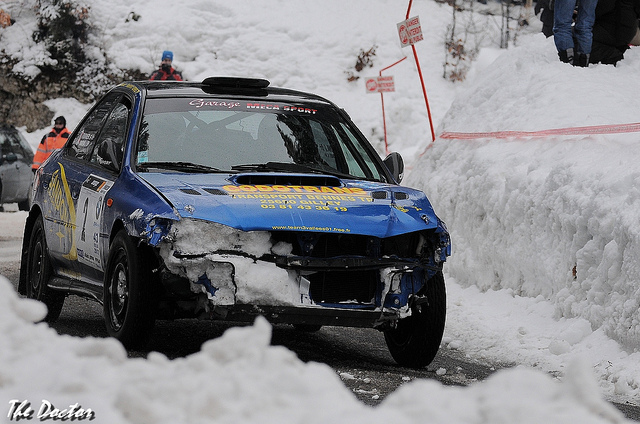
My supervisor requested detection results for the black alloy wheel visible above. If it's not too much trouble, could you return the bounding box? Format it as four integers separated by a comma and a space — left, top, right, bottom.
104, 230, 156, 350
25, 215, 65, 322
384, 271, 447, 368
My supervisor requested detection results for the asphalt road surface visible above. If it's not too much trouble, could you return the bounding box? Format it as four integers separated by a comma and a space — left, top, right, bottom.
2, 229, 638, 419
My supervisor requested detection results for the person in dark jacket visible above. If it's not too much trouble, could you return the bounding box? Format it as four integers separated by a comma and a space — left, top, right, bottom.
149, 50, 183, 81
535, 0, 555, 38
590, 0, 640, 64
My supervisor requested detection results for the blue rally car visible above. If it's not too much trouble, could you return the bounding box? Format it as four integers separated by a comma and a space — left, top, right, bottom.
19, 77, 451, 368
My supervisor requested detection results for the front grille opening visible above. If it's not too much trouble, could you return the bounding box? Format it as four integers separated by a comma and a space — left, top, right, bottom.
309, 270, 378, 304
381, 231, 422, 258
271, 232, 376, 257
270, 231, 432, 260
310, 234, 372, 257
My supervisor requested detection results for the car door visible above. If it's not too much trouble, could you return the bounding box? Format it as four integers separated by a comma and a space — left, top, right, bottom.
12, 129, 35, 202
42, 92, 125, 286
0, 131, 19, 202
0, 128, 30, 202
73, 99, 132, 285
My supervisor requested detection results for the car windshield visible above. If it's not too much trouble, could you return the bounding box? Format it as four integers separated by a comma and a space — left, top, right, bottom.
136, 97, 386, 181
0, 127, 33, 160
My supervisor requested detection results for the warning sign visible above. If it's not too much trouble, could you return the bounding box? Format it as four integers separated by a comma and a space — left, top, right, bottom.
365, 76, 395, 93
397, 16, 423, 47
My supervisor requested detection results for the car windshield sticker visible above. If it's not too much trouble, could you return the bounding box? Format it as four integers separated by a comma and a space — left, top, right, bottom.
75, 174, 114, 270
138, 150, 148, 163
246, 103, 318, 115
184, 99, 320, 115
189, 99, 242, 109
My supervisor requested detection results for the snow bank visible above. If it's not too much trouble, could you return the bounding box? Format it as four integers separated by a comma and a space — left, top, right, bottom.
409, 38, 640, 350
0, 277, 630, 424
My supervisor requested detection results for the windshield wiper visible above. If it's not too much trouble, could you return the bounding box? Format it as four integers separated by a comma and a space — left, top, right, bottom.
137, 161, 227, 173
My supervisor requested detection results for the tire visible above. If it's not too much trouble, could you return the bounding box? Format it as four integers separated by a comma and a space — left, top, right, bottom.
25, 215, 65, 322
103, 230, 156, 350
384, 271, 446, 368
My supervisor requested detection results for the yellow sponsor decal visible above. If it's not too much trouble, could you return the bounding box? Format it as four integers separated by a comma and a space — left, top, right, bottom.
222, 184, 367, 195
117, 82, 141, 94
223, 184, 376, 215
48, 163, 78, 261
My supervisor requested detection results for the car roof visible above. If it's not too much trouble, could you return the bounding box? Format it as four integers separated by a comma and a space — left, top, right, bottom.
124, 77, 337, 108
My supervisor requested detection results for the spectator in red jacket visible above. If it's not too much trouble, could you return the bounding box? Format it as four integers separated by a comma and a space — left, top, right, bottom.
149, 50, 183, 81
32, 116, 70, 172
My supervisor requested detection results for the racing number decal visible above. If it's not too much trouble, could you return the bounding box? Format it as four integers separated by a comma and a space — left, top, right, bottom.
75, 175, 113, 270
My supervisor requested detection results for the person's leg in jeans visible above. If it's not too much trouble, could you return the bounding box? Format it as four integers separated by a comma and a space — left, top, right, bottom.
573, 0, 598, 66
553, 0, 578, 63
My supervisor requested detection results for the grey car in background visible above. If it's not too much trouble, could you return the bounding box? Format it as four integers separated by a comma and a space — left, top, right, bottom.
0, 125, 33, 211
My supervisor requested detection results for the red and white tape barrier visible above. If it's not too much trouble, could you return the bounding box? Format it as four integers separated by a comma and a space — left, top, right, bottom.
439, 122, 640, 140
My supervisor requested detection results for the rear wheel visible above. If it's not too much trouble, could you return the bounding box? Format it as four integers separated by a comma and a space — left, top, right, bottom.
384, 271, 446, 368
103, 230, 156, 350
25, 215, 65, 322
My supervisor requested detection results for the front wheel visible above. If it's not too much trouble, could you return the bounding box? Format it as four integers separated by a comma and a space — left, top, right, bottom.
292, 324, 322, 332
384, 271, 446, 368
103, 230, 156, 350
25, 215, 65, 322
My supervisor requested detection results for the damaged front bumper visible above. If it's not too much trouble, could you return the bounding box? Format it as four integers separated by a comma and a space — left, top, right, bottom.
142, 217, 449, 328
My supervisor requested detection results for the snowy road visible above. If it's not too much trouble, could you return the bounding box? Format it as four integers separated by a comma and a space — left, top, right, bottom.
1, 211, 638, 420
0, 207, 494, 405
1, 235, 496, 406
41, 296, 499, 405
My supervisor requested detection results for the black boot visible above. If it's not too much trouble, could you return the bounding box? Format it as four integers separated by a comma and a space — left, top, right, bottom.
558, 48, 574, 64
574, 53, 590, 67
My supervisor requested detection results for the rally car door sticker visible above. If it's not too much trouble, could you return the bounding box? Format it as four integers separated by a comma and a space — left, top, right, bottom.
47, 163, 78, 261
75, 174, 113, 270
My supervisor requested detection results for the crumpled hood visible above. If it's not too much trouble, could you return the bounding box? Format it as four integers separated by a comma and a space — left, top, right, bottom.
140, 172, 441, 238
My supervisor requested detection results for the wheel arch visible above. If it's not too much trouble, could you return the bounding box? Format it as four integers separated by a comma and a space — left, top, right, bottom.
108, 218, 160, 272
18, 206, 43, 295
109, 219, 126, 246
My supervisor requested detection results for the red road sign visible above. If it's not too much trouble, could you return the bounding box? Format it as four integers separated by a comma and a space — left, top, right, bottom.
397, 16, 423, 47
365, 76, 395, 93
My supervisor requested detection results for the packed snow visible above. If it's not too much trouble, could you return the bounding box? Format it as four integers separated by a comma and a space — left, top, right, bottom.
1, 0, 639, 423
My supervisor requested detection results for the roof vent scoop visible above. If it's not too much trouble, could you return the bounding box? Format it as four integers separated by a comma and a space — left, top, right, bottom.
202, 77, 270, 88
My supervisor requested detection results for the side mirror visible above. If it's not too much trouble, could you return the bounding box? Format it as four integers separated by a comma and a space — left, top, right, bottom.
98, 139, 122, 172
3, 152, 18, 164
383, 152, 404, 183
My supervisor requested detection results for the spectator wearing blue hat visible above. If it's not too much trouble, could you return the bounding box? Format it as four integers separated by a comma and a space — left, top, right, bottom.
149, 50, 183, 80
